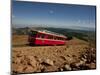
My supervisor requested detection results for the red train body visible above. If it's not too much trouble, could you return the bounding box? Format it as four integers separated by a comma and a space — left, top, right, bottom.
28, 30, 67, 45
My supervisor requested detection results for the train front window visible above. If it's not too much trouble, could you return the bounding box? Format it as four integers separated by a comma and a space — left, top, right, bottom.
29, 31, 37, 37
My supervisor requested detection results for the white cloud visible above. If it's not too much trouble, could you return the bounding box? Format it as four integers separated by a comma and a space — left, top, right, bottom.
77, 19, 81, 23
49, 10, 54, 14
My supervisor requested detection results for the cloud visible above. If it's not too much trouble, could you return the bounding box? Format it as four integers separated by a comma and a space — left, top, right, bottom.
49, 10, 54, 14
77, 19, 81, 23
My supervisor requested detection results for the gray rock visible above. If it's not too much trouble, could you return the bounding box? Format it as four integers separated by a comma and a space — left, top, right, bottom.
24, 65, 35, 73
60, 56, 66, 60
88, 63, 96, 69
75, 61, 85, 67
60, 68, 64, 71
64, 64, 72, 71
81, 58, 87, 62
42, 59, 54, 66
26, 55, 37, 67
83, 54, 87, 59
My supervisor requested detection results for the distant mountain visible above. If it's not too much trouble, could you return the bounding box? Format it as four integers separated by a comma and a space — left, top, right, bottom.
62, 26, 95, 31
12, 24, 95, 32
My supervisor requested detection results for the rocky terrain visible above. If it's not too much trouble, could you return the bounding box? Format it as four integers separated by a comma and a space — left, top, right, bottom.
12, 35, 96, 74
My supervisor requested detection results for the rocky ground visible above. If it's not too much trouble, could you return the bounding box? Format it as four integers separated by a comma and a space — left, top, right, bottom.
12, 35, 96, 74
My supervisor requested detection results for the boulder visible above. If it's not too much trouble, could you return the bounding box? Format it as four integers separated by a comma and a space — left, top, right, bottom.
42, 59, 54, 66
24, 65, 35, 73
75, 60, 85, 67
12, 64, 25, 73
64, 64, 72, 71
26, 55, 37, 67
81, 58, 87, 62
88, 63, 96, 69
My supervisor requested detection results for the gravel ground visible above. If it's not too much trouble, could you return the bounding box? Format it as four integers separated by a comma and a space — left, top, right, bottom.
11, 35, 96, 74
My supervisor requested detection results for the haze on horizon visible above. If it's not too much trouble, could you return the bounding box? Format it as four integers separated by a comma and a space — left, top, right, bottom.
12, 1, 96, 30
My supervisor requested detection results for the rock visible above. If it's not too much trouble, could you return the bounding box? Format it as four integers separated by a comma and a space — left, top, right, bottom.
81, 58, 87, 62
91, 48, 94, 51
12, 64, 25, 73
75, 61, 85, 67
42, 59, 54, 66
13, 57, 21, 64
83, 54, 87, 59
60, 68, 64, 71
88, 63, 96, 69
21, 58, 28, 65
37, 58, 43, 63
41, 68, 45, 72
70, 60, 85, 69
16, 53, 23, 57
60, 56, 66, 60
64, 64, 72, 71
67, 55, 70, 57
72, 55, 76, 57
93, 60, 96, 63
66, 57, 74, 63
72, 68, 78, 71
26, 55, 37, 67
70, 63, 76, 68
58, 68, 64, 71
24, 65, 35, 73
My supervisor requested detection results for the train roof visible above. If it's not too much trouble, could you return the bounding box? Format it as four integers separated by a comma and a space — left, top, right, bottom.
30, 29, 67, 38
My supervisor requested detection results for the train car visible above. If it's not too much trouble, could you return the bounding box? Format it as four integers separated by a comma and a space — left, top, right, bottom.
28, 30, 67, 45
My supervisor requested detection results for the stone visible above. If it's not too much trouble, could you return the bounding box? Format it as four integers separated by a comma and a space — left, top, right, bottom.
89, 63, 96, 69
26, 55, 37, 67
24, 65, 35, 73
60, 56, 66, 60
13, 57, 21, 64
64, 64, 72, 71
81, 58, 87, 62
42, 59, 54, 66
12, 64, 24, 73
60, 68, 64, 71
75, 61, 85, 67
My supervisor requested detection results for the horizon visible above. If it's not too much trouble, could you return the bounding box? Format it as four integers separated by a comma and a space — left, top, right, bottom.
12, 24, 95, 31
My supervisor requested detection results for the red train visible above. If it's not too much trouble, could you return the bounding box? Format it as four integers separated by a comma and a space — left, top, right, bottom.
28, 30, 67, 45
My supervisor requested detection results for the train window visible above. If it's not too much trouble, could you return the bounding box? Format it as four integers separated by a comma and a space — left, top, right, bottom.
48, 35, 52, 39
51, 36, 53, 39
54, 36, 56, 40
62, 38, 64, 40
59, 37, 62, 40
29, 31, 37, 37
60, 38, 61, 40
37, 33, 45, 38
53, 36, 55, 40
56, 37, 58, 40
48, 35, 50, 39
45, 35, 48, 39
63, 38, 65, 40
61, 38, 63, 40
59, 37, 60, 40
58, 37, 60, 40
57, 37, 59, 40
37, 34, 41, 38
41, 34, 45, 38
47, 35, 49, 39
60, 38, 62, 40
49, 36, 51, 39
